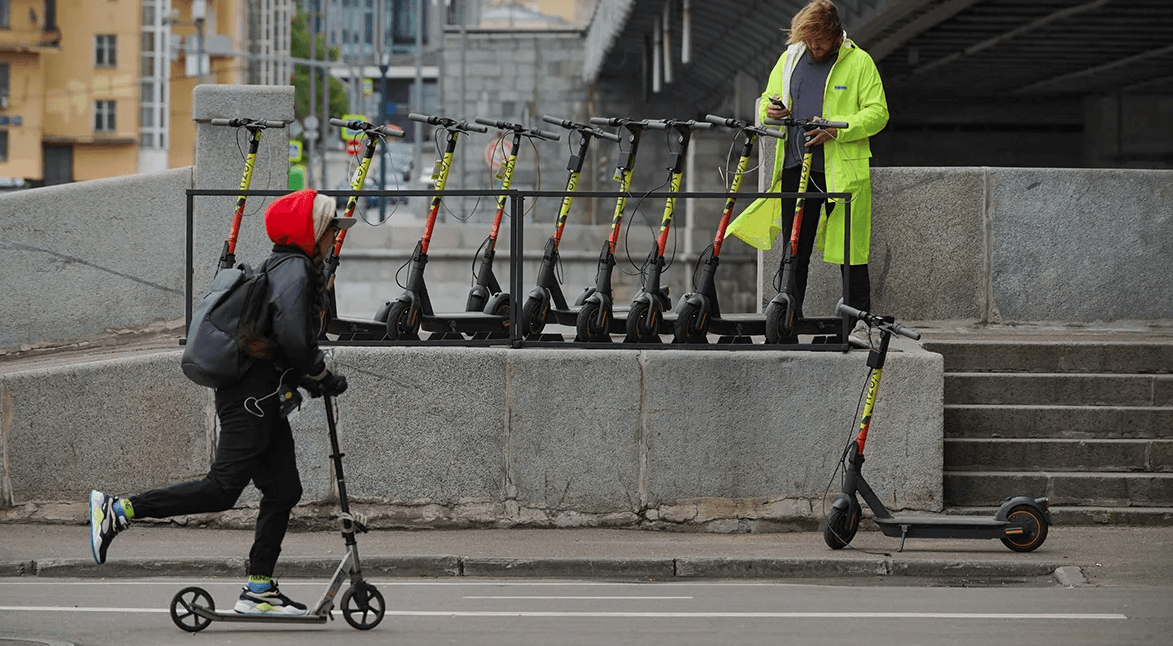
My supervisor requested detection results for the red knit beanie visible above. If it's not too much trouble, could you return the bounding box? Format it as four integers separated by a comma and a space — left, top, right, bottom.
265, 189, 318, 256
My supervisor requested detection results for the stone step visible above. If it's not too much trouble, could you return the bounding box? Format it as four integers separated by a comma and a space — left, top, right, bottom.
922, 340, 1173, 374
944, 404, 1173, 439
944, 505, 1173, 526
945, 372, 1173, 406
944, 438, 1173, 472
943, 470, 1173, 507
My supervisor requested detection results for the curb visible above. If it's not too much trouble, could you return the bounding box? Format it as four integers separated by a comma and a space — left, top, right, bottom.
3, 557, 1067, 581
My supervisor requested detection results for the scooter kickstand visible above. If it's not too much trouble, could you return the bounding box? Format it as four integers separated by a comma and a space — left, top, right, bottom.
898, 525, 909, 552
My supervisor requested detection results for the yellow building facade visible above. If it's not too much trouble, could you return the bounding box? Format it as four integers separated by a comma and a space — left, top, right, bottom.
0, 0, 285, 187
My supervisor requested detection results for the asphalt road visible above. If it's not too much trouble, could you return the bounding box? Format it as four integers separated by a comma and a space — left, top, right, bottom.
1, 578, 1169, 646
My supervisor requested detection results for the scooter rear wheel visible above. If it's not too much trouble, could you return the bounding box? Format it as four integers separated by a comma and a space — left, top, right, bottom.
823, 503, 860, 550
340, 581, 386, 630
170, 586, 214, 633
1000, 505, 1049, 552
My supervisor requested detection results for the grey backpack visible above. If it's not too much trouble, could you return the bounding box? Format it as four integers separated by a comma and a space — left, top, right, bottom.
181, 263, 270, 388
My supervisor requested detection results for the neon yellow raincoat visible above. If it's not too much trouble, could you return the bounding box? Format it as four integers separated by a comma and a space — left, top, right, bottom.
726, 37, 888, 265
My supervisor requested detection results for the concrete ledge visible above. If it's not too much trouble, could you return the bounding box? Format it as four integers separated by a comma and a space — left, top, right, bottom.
0, 343, 943, 529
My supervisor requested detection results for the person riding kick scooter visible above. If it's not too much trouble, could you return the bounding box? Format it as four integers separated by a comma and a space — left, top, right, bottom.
89, 188, 352, 616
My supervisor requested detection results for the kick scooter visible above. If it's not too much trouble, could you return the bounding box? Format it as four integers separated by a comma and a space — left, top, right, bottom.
378, 113, 514, 341
210, 117, 286, 273
320, 118, 407, 340
624, 118, 712, 343
168, 395, 386, 632
824, 303, 1052, 552
518, 114, 620, 338
671, 114, 783, 343
464, 117, 560, 318
573, 117, 661, 342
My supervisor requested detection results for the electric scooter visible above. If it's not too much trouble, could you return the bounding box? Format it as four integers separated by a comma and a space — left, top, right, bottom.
624, 118, 712, 343
168, 395, 386, 632
762, 116, 850, 344
464, 117, 560, 319
518, 115, 620, 339
573, 117, 662, 342
320, 118, 407, 340
671, 114, 783, 343
210, 117, 286, 273
824, 303, 1052, 553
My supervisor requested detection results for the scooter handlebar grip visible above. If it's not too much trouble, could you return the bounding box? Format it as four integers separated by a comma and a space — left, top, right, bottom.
474, 116, 505, 129
892, 322, 922, 341
590, 117, 622, 127
209, 118, 233, 126
705, 114, 739, 128
593, 129, 621, 142
408, 113, 436, 124
375, 125, 407, 138
462, 121, 490, 133
543, 114, 575, 128
836, 302, 865, 321
533, 128, 562, 141
644, 119, 670, 130
262, 120, 286, 129
329, 118, 350, 127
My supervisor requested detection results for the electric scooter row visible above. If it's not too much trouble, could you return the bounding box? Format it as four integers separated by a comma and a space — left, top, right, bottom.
210, 117, 286, 274
824, 303, 1052, 552
168, 395, 386, 632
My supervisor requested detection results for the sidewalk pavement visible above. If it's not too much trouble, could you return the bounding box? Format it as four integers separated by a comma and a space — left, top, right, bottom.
2, 523, 1170, 587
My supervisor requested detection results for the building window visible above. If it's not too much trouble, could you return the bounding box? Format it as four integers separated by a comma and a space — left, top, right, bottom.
0, 63, 9, 109
94, 100, 116, 132
0, 130, 8, 162
95, 34, 117, 67
1, 0, 11, 29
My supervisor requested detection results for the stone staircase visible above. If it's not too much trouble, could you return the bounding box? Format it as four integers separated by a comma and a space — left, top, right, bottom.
921, 335, 1173, 525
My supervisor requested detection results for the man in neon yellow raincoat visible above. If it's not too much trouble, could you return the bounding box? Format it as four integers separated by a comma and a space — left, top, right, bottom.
725, 0, 888, 347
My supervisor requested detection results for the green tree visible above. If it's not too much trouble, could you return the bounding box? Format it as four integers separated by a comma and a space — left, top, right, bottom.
291, 9, 349, 120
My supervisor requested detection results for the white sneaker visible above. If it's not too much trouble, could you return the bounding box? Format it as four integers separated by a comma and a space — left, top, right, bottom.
848, 320, 872, 349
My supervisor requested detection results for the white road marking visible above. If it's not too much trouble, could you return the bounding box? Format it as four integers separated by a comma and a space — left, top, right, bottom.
464, 596, 694, 600
0, 606, 1128, 620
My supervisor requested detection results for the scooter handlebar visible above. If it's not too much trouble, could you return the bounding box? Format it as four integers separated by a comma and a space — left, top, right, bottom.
329, 118, 407, 139
764, 117, 850, 130
706, 114, 786, 139
545, 115, 622, 142
836, 303, 921, 340
209, 118, 286, 129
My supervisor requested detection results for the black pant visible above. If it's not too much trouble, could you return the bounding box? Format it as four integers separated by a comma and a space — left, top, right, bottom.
778, 166, 871, 316
130, 363, 303, 577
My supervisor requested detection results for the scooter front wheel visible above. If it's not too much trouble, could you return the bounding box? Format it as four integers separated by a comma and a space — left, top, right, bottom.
764, 299, 798, 344
823, 502, 860, 550
384, 299, 420, 340
1000, 505, 1049, 552
575, 299, 610, 342
170, 586, 214, 633
520, 292, 549, 337
625, 299, 662, 342
672, 299, 708, 344
341, 581, 386, 630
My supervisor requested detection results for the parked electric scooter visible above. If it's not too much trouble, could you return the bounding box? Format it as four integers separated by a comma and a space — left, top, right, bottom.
624, 118, 712, 343
573, 117, 662, 342
464, 117, 560, 317
320, 118, 407, 339
761, 116, 850, 344
210, 117, 286, 273
671, 114, 783, 343
518, 115, 621, 338
824, 303, 1052, 552
168, 395, 386, 632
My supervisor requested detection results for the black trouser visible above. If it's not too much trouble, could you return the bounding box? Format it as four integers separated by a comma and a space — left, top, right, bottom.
130, 363, 303, 577
778, 166, 871, 316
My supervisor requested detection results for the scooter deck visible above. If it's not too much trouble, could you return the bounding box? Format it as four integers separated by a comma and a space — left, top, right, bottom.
192, 606, 330, 625
874, 514, 1013, 541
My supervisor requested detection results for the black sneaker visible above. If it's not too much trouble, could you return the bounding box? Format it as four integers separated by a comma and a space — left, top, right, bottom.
233, 581, 309, 615
88, 490, 129, 564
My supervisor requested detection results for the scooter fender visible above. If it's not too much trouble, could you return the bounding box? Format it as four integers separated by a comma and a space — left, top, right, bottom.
994, 495, 1052, 525
574, 286, 597, 307
466, 285, 491, 312
830, 492, 860, 515
483, 291, 510, 317
675, 291, 708, 315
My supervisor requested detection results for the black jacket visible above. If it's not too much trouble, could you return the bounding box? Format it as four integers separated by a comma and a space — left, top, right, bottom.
254, 245, 326, 380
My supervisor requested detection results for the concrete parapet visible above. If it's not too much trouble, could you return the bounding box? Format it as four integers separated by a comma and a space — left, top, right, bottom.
0, 342, 943, 530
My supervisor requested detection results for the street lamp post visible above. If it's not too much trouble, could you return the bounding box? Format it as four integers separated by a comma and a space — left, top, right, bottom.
379, 54, 390, 222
